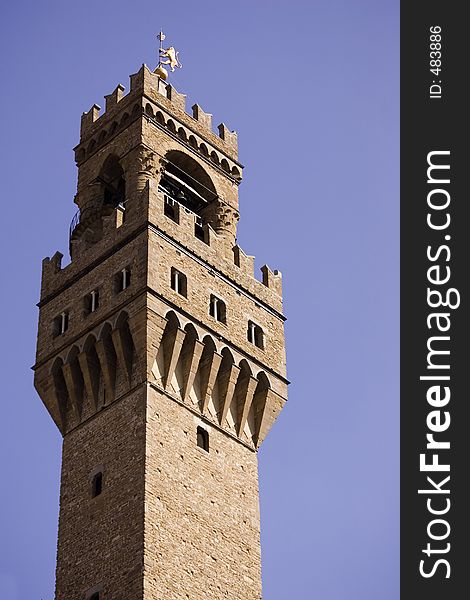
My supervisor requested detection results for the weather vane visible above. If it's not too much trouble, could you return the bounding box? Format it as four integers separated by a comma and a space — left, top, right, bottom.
154, 29, 182, 81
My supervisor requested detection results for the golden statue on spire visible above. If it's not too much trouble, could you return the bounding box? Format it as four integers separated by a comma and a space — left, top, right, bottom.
154, 30, 182, 81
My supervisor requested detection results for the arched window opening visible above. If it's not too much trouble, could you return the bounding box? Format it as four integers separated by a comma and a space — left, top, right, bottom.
197, 426, 209, 452
115, 312, 135, 382
52, 358, 68, 430
98, 155, 126, 210
158, 150, 217, 238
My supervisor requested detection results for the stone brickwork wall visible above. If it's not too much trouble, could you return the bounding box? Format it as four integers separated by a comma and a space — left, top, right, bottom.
144, 387, 262, 600
55, 388, 146, 600
148, 230, 286, 376
36, 232, 148, 367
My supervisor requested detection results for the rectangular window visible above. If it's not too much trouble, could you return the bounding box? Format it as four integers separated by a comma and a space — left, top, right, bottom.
247, 320, 264, 349
209, 295, 226, 324
194, 216, 208, 243
53, 311, 69, 337
116, 268, 131, 293
194, 222, 205, 241
170, 268, 187, 297
60, 312, 69, 334
91, 472, 103, 498
197, 426, 209, 452
85, 290, 99, 314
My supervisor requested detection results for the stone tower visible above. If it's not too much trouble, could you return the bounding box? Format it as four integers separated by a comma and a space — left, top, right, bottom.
34, 60, 288, 600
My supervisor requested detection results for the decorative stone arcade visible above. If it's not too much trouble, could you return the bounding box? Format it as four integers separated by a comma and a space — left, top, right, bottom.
34, 54, 288, 600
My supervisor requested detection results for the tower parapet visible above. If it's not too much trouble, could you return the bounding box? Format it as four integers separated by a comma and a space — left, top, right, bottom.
76, 64, 240, 164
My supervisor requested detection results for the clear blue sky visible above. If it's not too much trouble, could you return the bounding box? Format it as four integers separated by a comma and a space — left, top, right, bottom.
0, 1, 399, 598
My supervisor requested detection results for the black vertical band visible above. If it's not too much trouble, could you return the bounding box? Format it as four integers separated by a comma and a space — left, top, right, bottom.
401, 4, 469, 598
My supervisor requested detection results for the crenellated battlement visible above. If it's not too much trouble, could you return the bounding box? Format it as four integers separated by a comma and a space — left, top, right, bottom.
105, 83, 125, 110
39, 184, 283, 314
76, 64, 240, 167
147, 185, 283, 302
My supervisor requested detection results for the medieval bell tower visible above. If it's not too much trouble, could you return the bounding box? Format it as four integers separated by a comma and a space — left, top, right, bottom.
34, 38, 288, 600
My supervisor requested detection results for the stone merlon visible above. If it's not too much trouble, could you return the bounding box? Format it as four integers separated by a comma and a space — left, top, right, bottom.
77, 65, 239, 161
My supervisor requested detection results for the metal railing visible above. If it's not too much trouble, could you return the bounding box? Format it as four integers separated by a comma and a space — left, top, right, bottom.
69, 198, 128, 241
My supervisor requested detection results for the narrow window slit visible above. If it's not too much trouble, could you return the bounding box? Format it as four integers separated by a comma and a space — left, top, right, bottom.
91, 472, 103, 498
197, 426, 209, 452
